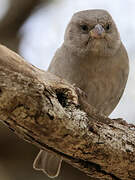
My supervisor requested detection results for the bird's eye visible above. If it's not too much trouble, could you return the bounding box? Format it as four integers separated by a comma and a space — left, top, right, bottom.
80, 24, 89, 32
105, 24, 111, 31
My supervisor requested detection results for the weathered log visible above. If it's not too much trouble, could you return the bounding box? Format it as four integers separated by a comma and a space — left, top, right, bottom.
0, 45, 134, 180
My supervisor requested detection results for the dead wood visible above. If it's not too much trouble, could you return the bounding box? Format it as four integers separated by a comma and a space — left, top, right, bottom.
0, 45, 134, 180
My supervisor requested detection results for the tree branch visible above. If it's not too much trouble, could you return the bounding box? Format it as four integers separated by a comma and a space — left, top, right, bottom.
0, 45, 134, 180
0, 0, 43, 52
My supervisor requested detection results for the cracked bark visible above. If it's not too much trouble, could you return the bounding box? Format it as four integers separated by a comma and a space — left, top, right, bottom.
0, 1, 53, 180
0, 45, 135, 180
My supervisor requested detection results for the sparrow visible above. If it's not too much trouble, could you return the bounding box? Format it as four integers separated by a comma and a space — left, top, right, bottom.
33, 9, 129, 178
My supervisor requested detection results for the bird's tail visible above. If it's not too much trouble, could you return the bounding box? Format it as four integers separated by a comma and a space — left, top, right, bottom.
33, 150, 62, 178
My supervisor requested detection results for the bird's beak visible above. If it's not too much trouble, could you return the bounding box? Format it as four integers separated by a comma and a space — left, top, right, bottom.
90, 24, 105, 39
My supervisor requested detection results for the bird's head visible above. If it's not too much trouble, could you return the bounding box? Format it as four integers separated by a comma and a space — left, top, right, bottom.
64, 9, 121, 57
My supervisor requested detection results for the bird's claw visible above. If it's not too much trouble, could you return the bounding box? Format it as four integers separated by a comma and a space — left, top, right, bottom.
74, 86, 87, 100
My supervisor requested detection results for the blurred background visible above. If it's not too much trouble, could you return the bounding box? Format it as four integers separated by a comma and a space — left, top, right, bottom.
0, 0, 134, 180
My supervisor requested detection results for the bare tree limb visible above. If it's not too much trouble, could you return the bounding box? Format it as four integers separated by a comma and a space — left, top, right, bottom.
0, 0, 43, 52
0, 1, 52, 180
0, 45, 135, 180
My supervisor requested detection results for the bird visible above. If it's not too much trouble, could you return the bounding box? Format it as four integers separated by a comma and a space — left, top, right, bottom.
33, 9, 129, 178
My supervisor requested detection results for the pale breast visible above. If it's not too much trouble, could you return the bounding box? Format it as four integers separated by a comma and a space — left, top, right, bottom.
48, 44, 129, 116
